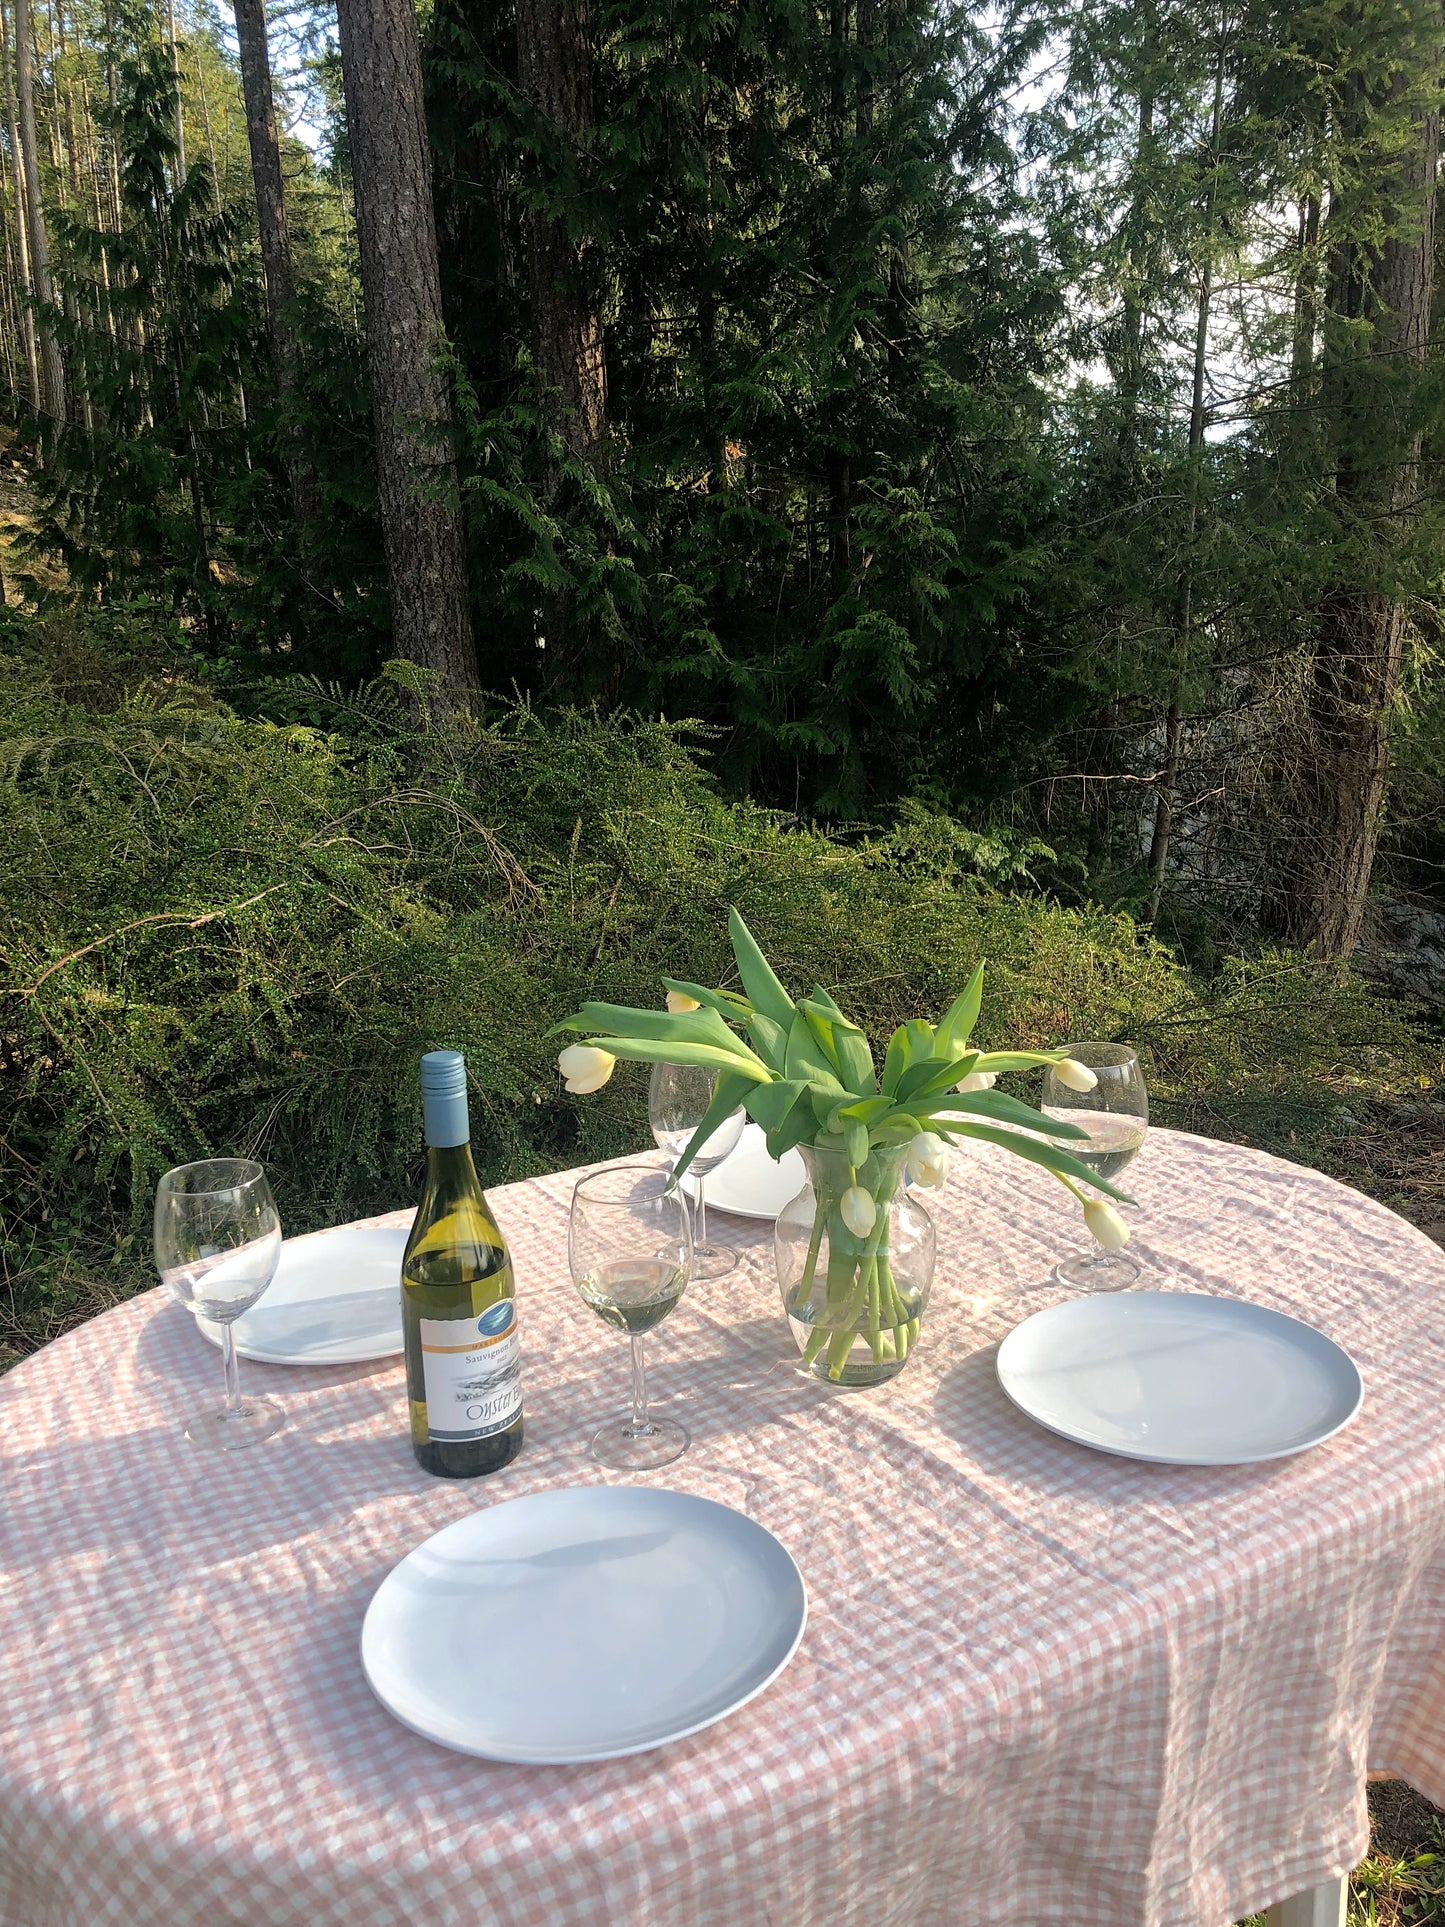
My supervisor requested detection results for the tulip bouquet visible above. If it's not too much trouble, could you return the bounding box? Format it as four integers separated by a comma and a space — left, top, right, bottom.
555, 910, 1134, 1382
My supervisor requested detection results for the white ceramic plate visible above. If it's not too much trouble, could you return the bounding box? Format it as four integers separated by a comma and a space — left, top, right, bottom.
361, 1486, 808, 1763
195, 1223, 409, 1365
683, 1123, 806, 1221
995, 1290, 1364, 1465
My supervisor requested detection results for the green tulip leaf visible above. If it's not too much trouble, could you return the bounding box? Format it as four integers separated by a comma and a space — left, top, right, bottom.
727, 908, 796, 1031
927, 1090, 1090, 1138
671, 1070, 757, 1185
881, 1023, 911, 1096
580, 1037, 772, 1080
785, 1009, 839, 1085
743, 1077, 811, 1131
764, 1090, 819, 1160
746, 1011, 789, 1071
935, 964, 984, 1058
802, 992, 874, 1093
895, 1055, 978, 1104
949, 1120, 1135, 1203
967, 1049, 1073, 1073
661, 979, 753, 1019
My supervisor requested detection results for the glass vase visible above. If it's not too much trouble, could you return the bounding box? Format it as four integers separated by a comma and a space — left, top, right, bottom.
774, 1139, 935, 1387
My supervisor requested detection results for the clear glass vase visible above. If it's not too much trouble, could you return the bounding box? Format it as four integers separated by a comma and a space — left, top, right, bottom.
774, 1139, 936, 1387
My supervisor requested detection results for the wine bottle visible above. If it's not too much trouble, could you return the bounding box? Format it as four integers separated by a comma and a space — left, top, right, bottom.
401, 1049, 523, 1478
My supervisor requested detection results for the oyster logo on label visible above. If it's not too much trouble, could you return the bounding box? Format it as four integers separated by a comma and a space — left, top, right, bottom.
477, 1301, 514, 1339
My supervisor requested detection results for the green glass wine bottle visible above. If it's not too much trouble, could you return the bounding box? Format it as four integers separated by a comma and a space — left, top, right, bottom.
401, 1050, 523, 1478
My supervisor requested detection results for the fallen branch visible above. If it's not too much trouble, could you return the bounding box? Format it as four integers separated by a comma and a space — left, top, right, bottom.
19, 887, 287, 997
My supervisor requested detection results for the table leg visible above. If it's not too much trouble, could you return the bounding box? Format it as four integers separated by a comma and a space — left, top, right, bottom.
1262, 1875, 1347, 1927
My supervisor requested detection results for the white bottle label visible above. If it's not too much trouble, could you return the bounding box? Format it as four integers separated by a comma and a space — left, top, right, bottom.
418, 1301, 522, 1442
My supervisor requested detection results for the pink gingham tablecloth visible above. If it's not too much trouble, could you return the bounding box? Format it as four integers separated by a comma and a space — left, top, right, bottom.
4, 1128, 1445, 1927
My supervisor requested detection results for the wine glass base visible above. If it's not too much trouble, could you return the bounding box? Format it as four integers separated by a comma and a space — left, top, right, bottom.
692, 1243, 738, 1281
589, 1415, 690, 1471
184, 1396, 285, 1450
1054, 1251, 1140, 1293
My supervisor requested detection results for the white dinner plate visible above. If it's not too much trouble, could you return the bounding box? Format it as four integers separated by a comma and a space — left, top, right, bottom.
683, 1122, 806, 1221
995, 1290, 1364, 1465
195, 1223, 409, 1365
361, 1486, 808, 1763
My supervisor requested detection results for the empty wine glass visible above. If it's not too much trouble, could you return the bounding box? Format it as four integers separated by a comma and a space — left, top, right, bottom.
154, 1159, 284, 1448
1042, 1043, 1148, 1291
569, 1165, 694, 1470
648, 1060, 745, 1280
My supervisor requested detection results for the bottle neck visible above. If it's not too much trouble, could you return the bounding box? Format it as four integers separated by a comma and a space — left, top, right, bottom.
425, 1141, 480, 1190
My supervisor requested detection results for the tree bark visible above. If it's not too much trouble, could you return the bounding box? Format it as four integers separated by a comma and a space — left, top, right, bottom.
1283, 69, 1439, 961
231, 0, 317, 524
0, 0, 39, 411
514, 0, 605, 461
164, 0, 184, 180
1115, 4, 1158, 450
1147, 20, 1225, 919
334, 0, 479, 705
13, 0, 62, 425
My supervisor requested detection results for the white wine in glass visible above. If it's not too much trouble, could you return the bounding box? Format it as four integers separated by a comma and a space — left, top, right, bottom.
570, 1165, 693, 1470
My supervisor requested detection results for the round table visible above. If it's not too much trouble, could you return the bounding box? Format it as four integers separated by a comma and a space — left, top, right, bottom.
4, 1130, 1445, 1927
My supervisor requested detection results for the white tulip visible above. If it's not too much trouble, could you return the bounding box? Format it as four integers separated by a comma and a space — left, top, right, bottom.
1053, 1057, 1098, 1092
955, 1069, 998, 1093
558, 1044, 617, 1094
905, 1131, 950, 1188
840, 1186, 877, 1238
1083, 1198, 1130, 1250
665, 990, 701, 1014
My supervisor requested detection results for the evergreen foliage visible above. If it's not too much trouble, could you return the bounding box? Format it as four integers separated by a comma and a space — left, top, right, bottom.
2, 611, 1426, 1355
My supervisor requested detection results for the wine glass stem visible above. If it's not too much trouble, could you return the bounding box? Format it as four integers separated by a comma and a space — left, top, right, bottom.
629, 1333, 651, 1437
221, 1322, 243, 1414
695, 1176, 708, 1254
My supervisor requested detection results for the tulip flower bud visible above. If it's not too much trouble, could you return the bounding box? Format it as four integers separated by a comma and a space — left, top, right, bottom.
840, 1186, 877, 1238
1053, 1057, 1098, 1093
1083, 1198, 1130, 1250
905, 1131, 950, 1188
558, 1044, 617, 1094
955, 1069, 998, 1094
665, 990, 701, 1014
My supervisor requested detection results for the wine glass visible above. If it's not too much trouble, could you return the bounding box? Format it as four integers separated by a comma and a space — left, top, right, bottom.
1041, 1043, 1148, 1291
648, 1061, 746, 1280
154, 1159, 285, 1448
569, 1165, 694, 1470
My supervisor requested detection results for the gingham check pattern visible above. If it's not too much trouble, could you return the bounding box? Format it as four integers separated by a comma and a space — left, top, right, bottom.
4, 1129, 1445, 1926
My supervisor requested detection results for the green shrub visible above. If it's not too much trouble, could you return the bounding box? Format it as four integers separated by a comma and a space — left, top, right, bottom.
0, 632, 1428, 1354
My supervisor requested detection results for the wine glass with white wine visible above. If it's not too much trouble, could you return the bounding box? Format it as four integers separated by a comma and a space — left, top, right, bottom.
647, 1061, 745, 1280
569, 1165, 695, 1470
1042, 1043, 1148, 1291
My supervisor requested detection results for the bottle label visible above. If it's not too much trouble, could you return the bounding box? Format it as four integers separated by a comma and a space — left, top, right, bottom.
418, 1302, 522, 1442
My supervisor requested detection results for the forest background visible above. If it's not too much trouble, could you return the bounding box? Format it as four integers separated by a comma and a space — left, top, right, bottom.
2, 0, 1445, 1338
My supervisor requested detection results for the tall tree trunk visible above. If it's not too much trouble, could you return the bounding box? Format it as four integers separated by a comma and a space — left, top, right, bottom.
514, 0, 605, 461
1290, 190, 1321, 397
164, 0, 183, 181
334, 0, 479, 705
1147, 19, 1226, 918
1283, 68, 1439, 960
13, 0, 62, 424
0, 0, 39, 411
1116, 3, 1158, 452
231, 0, 316, 523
